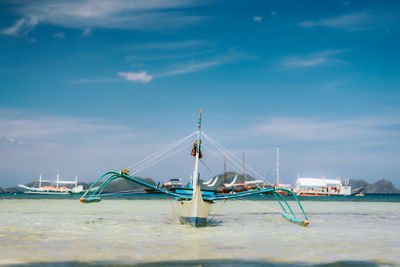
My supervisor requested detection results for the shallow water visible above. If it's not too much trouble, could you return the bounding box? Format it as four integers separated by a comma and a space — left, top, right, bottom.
0, 196, 399, 266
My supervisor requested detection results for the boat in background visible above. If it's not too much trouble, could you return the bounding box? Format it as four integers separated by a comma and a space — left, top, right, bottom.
18, 173, 85, 195
293, 176, 363, 196
214, 153, 264, 194
144, 178, 183, 193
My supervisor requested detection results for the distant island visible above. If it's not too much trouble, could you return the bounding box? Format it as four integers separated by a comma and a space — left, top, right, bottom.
2, 177, 156, 194
349, 179, 400, 194
2, 173, 400, 194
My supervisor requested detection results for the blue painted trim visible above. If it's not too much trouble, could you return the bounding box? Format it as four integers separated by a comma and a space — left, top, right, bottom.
175, 188, 215, 197
207, 187, 276, 200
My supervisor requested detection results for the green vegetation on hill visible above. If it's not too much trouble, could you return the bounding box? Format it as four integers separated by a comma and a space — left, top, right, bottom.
349, 179, 400, 194
96, 177, 156, 193
367, 180, 400, 194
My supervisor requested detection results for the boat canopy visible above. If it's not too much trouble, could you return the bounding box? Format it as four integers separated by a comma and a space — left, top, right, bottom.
296, 178, 341, 188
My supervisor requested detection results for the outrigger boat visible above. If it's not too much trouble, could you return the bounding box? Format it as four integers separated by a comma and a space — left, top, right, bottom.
80, 109, 309, 227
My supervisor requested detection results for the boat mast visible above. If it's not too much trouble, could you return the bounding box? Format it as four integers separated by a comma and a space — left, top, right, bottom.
242, 151, 246, 185
192, 108, 202, 197
56, 172, 59, 188
223, 154, 226, 185
39, 174, 42, 189
276, 145, 280, 186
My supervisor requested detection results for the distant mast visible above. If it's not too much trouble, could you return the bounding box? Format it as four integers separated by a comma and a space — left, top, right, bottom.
243, 151, 246, 185
276, 145, 280, 185
191, 108, 202, 197
223, 154, 226, 185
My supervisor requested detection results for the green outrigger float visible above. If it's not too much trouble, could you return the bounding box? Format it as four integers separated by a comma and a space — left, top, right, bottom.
81, 109, 309, 227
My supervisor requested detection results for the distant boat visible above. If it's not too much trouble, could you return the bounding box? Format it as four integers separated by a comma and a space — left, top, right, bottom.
293, 177, 363, 196
18, 173, 85, 195
215, 153, 265, 194
144, 178, 183, 193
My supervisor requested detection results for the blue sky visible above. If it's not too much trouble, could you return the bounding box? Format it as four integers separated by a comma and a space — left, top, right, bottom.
1, 0, 400, 187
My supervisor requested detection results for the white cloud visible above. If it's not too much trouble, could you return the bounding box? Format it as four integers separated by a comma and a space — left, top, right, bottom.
253, 16, 263, 22
299, 11, 397, 31
125, 49, 214, 62
280, 49, 349, 68
271, 11, 277, 17
0, 16, 39, 35
128, 40, 209, 50
70, 78, 120, 84
82, 27, 93, 36
75, 52, 239, 84
158, 49, 252, 77
282, 57, 326, 67
74, 49, 250, 84
250, 116, 400, 142
160, 60, 222, 77
1, 0, 207, 34
0, 115, 127, 141
310, 49, 350, 57
54, 32, 66, 39
118, 71, 153, 83
1, 136, 24, 145
299, 20, 314, 28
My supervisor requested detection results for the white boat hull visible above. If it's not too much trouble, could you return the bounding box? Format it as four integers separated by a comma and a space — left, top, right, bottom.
176, 185, 212, 227
23, 191, 71, 195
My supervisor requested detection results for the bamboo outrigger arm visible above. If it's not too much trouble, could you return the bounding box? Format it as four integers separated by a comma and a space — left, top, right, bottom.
80, 170, 309, 226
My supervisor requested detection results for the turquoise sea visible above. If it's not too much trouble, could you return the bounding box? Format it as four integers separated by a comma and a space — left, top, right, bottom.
1, 194, 399, 266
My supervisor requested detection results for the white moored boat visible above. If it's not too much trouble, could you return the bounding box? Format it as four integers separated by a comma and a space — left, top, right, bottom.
293, 177, 352, 196
18, 173, 85, 195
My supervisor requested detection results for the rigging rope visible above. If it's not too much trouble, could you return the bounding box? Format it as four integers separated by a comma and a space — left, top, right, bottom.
126, 131, 197, 172
208, 198, 228, 224
132, 142, 193, 175
202, 132, 272, 184
199, 159, 213, 174
203, 132, 264, 179
202, 137, 264, 183
202, 146, 248, 180
156, 202, 181, 229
